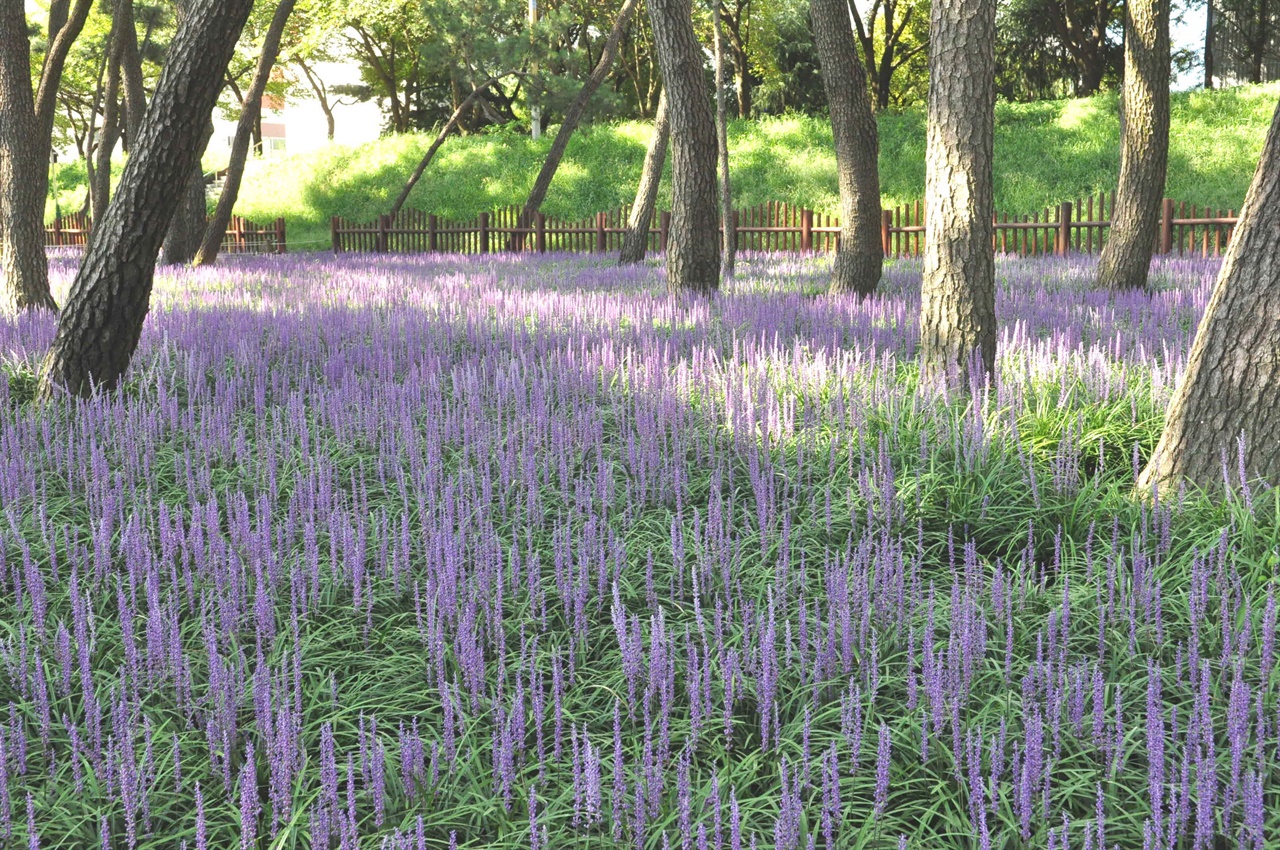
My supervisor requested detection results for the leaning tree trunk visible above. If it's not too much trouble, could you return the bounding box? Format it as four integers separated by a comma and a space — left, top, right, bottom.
810, 0, 882, 297
91, 15, 126, 226
39, 0, 258, 399
619, 88, 669, 265
1095, 0, 1169, 291
713, 2, 735, 281
646, 0, 721, 294
194, 0, 297, 266
513, 0, 641, 249
0, 0, 57, 312
918, 0, 996, 390
161, 0, 213, 267
91, 93, 122, 226
387, 77, 513, 221
116, 0, 148, 145
162, 160, 210, 265
1137, 97, 1280, 495
31, 0, 94, 214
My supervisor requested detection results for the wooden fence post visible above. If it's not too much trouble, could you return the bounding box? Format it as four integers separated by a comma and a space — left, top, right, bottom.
659, 211, 671, 252
275, 217, 287, 254
331, 216, 341, 253
376, 214, 389, 253
596, 211, 607, 253
236, 216, 246, 254
52, 216, 62, 247
427, 214, 438, 252
536, 212, 546, 253
1058, 201, 1071, 257
1160, 198, 1174, 254
480, 212, 490, 254
800, 208, 813, 252
881, 209, 892, 257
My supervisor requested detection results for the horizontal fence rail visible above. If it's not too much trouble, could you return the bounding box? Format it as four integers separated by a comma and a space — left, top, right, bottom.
331, 194, 1242, 260
45, 214, 287, 254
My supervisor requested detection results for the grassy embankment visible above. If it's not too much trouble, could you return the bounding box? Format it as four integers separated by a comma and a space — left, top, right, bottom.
48, 82, 1280, 250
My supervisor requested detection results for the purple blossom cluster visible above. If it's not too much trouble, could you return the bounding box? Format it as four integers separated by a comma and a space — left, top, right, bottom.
0, 251, 1267, 849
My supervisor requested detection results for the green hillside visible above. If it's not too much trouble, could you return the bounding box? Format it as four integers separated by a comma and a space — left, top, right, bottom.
56, 83, 1280, 250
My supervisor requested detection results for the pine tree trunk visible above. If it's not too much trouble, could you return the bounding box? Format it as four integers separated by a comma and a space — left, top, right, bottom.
810, 0, 882, 297
194, 0, 297, 267
646, 0, 721, 294
514, 0, 641, 248
713, 3, 735, 282
918, 0, 996, 390
38, 0, 258, 399
90, 94, 121, 226
1095, 0, 1169, 291
619, 88, 669, 265
31, 0, 94, 211
91, 17, 125, 226
1137, 97, 1280, 495
116, 0, 147, 144
388, 77, 513, 221
160, 0, 212, 267
0, 0, 56, 312
162, 160, 210, 266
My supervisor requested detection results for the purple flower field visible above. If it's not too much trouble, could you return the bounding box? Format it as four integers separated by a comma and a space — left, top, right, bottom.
0, 251, 1274, 849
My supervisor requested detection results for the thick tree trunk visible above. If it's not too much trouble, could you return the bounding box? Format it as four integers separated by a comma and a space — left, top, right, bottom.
0, 0, 57, 313
619, 88, 669, 265
39, 0, 258, 399
1095, 0, 1169, 291
161, 0, 212, 267
918, 0, 996, 390
810, 0, 882, 297
162, 160, 210, 266
646, 0, 721, 294
1137, 97, 1280, 495
713, 3, 735, 281
194, 0, 297, 267
514, 0, 641, 248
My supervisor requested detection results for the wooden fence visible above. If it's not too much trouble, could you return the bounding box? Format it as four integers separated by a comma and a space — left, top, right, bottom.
331, 194, 1243, 259
45, 214, 287, 254
44, 211, 92, 247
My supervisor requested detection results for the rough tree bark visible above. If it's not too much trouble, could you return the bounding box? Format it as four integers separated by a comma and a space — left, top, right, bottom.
810, 0, 883, 297
619, 88, 669, 265
0, 0, 58, 312
161, 0, 213, 266
647, 0, 721, 293
713, 2, 735, 281
1137, 98, 1280, 495
39, 0, 258, 399
161, 154, 211, 266
1094, 0, 1169, 290
918, 0, 997, 390
194, 0, 297, 266
514, 0, 641, 248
